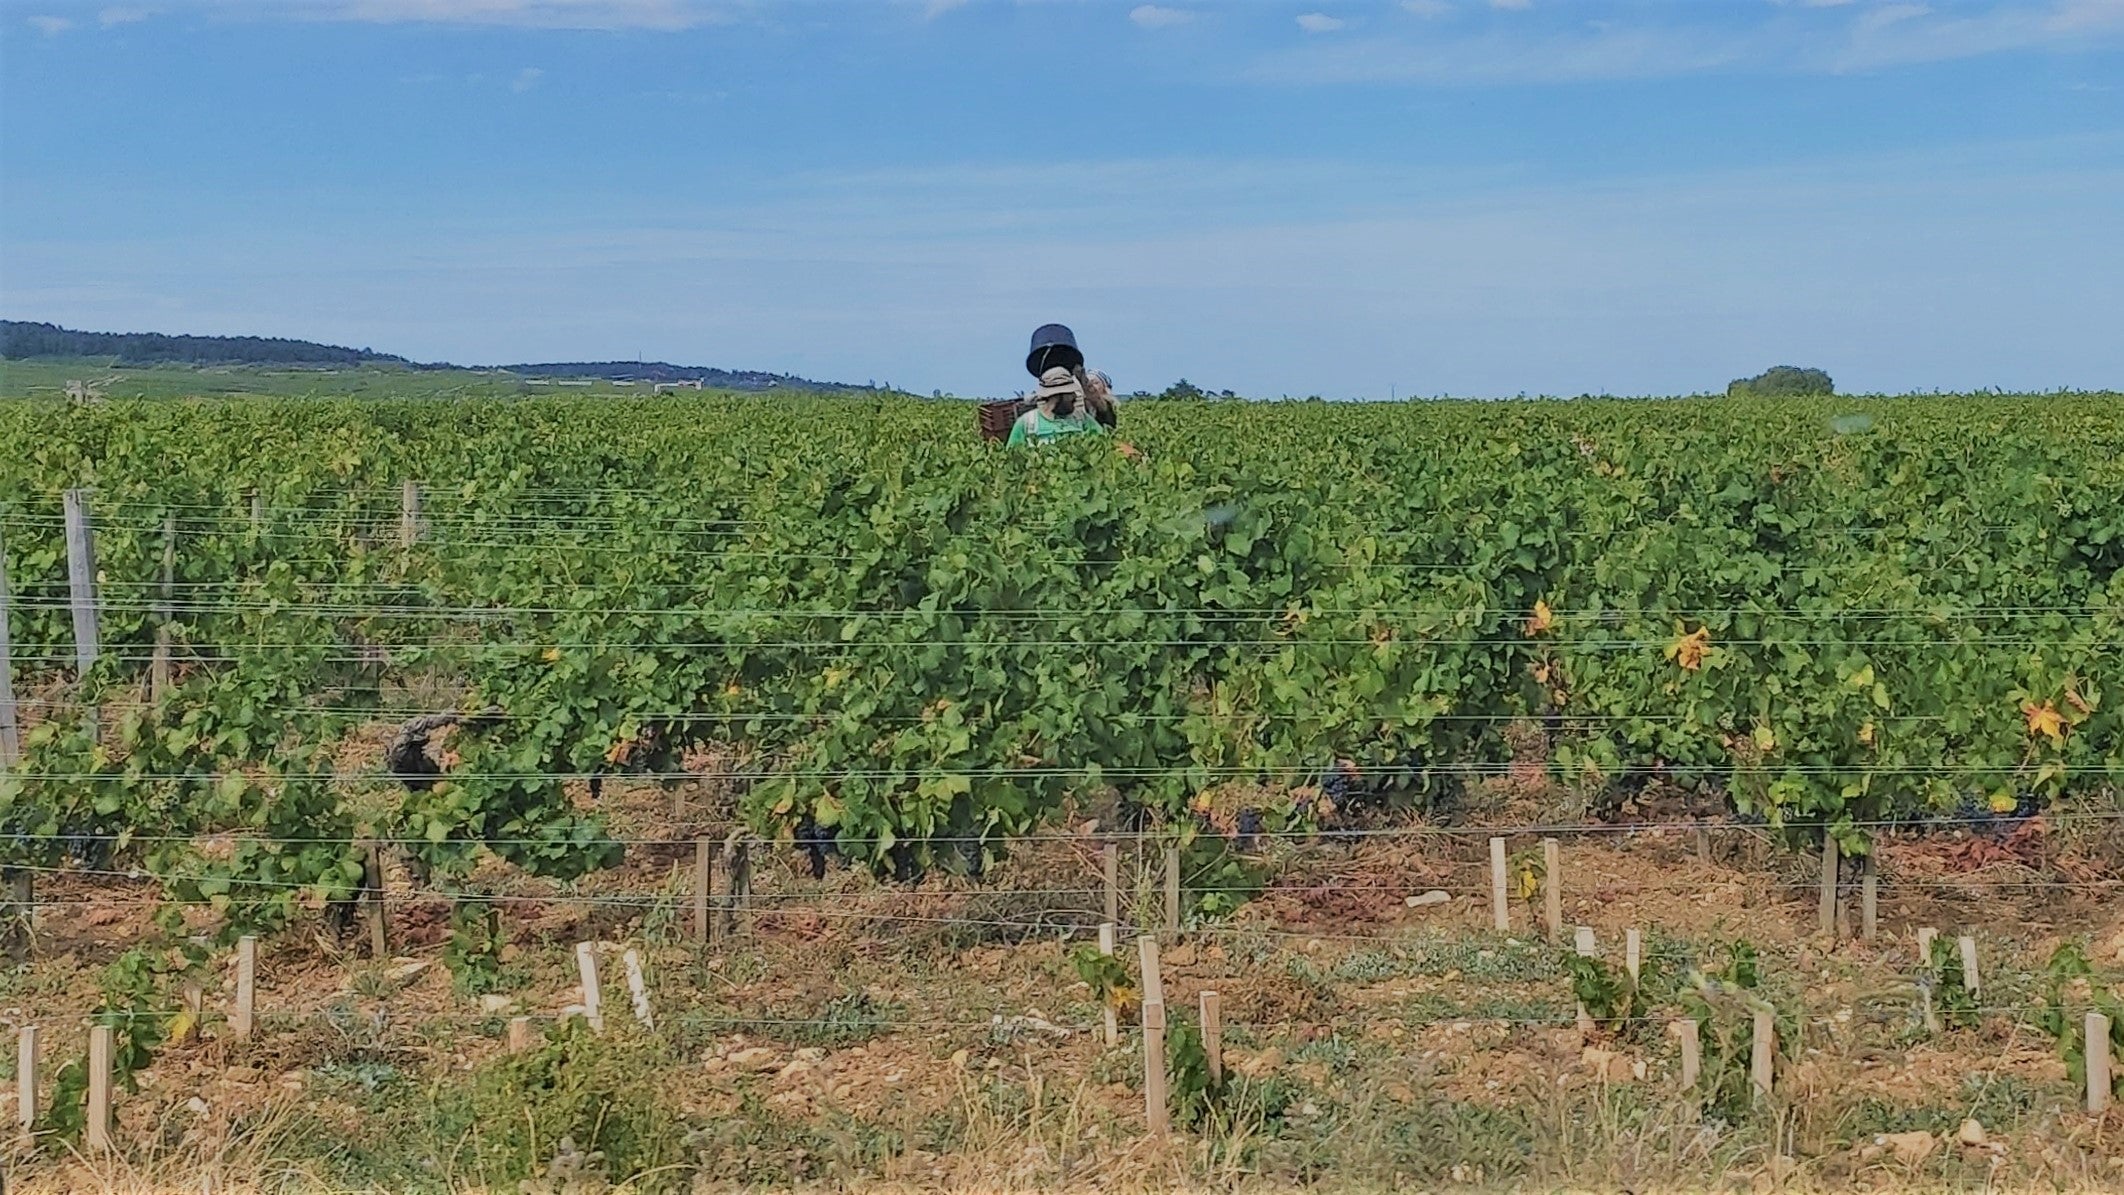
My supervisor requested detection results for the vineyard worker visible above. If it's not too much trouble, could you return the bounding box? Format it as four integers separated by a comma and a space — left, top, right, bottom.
1008, 366, 1108, 446
1026, 323, 1118, 431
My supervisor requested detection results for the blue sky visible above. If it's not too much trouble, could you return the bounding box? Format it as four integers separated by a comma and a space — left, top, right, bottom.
2, 0, 2121, 397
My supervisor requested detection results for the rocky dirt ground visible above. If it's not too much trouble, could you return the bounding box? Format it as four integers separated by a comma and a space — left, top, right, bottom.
1, 786, 2120, 1194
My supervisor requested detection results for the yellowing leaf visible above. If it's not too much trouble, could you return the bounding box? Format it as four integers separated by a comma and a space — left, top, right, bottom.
541, 647, 560, 663
1988, 790, 2018, 814
2022, 700, 2065, 746
1847, 664, 1874, 690
1667, 626, 1712, 672
1751, 725, 1777, 753
1526, 600, 1555, 636
1857, 721, 1875, 746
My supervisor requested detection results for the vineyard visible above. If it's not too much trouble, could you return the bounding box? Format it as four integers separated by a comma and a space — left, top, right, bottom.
0, 391, 2122, 1191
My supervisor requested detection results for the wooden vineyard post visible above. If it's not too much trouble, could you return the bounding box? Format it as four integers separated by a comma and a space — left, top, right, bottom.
1818, 834, 1839, 938
693, 836, 714, 944
2088, 1012, 2113, 1116
400, 480, 422, 548
1200, 990, 1223, 1085
1489, 837, 1509, 932
63, 488, 100, 738
1750, 1008, 1775, 1100
151, 513, 176, 700
1, 522, 21, 768
1162, 846, 1181, 935
86, 1023, 113, 1151
361, 840, 389, 959
1542, 838, 1563, 941
1625, 929, 1643, 985
1099, 923, 1119, 1046
1861, 855, 1878, 941
1959, 936, 1982, 997
1694, 825, 1711, 864
1917, 926, 1937, 964
1102, 842, 1120, 928
16, 1024, 36, 1135
508, 1016, 533, 1053
1137, 935, 1168, 1138
576, 942, 605, 1032
233, 935, 258, 1039
249, 490, 264, 532
1677, 1018, 1701, 1091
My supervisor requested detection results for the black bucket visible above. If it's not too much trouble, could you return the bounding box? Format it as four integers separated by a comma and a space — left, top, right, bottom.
1026, 323, 1084, 377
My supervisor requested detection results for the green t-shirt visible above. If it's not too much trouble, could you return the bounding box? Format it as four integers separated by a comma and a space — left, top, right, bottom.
1007, 407, 1105, 447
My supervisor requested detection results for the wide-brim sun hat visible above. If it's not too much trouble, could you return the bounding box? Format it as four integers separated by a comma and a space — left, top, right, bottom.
1034, 366, 1083, 401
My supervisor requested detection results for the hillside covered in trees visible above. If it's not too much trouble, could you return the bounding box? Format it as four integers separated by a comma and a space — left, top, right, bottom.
1, 321, 857, 391
2, 320, 407, 367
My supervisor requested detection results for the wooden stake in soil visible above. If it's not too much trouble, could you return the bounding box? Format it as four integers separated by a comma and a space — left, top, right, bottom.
622, 949, 654, 1029
692, 836, 714, 945
1162, 846, 1182, 934
16, 1024, 36, 1133
1917, 926, 1937, 964
0, 523, 19, 768
1573, 927, 1597, 1032
1137, 935, 1168, 1138
1958, 936, 1981, 997
361, 840, 389, 960
1625, 928, 1643, 985
2088, 1011, 2113, 1116
1200, 990, 1223, 1086
152, 513, 175, 701
575, 942, 605, 1032
1750, 1008, 1775, 1099
1677, 1018, 1701, 1090
719, 833, 750, 940
1099, 923, 1119, 1046
1817, 834, 1839, 938
249, 490, 265, 531
508, 1016, 533, 1053
1489, 837, 1509, 932
86, 1023, 113, 1151
1860, 855, 1878, 941
1542, 838, 1563, 941
1694, 826, 1711, 864
1102, 842, 1120, 928
233, 935, 258, 1039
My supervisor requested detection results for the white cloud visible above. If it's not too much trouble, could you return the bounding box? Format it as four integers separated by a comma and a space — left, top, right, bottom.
1129, 4, 1193, 29
511, 65, 544, 91
1401, 0, 1452, 16
27, 14, 75, 34
1296, 12, 1346, 33
1252, 0, 2124, 85
305, 0, 738, 31
99, 6, 154, 26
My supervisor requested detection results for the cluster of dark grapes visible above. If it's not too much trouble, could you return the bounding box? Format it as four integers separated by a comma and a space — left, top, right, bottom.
1943, 792, 2040, 836
793, 816, 840, 880
1234, 808, 1264, 852
64, 833, 112, 869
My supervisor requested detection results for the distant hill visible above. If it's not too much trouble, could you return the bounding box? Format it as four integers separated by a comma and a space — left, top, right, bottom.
2, 320, 407, 368
494, 360, 854, 392
1, 321, 860, 392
